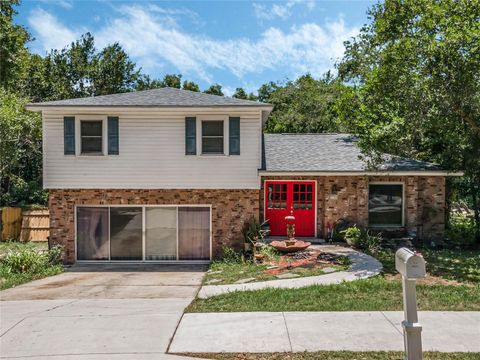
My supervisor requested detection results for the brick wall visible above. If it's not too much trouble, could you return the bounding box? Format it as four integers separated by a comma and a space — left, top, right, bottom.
260, 175, 445, 240
49, 189, 259, 264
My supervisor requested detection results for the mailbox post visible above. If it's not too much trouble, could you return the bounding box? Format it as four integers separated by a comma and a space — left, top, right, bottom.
395, 248, 426, 360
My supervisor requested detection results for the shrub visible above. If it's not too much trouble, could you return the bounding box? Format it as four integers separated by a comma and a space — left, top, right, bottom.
242, 216, 269, 245
1, 245, 63, 274
221, 246, 242, 264
341, 225, 382, 254
446, 211, 476, 247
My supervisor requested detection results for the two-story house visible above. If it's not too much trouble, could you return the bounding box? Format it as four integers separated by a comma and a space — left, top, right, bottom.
26, 88, 458, 264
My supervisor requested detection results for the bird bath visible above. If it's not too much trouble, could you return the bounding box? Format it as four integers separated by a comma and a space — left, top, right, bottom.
270, 209, 311, 253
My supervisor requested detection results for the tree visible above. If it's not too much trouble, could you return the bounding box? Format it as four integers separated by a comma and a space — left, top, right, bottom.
233, 87, 257, 101
264, 73, 346, 133
161, 74, 182, 88
0, 89, 46, 206
204, 83, 224, 96
337, 0, 480, 242
136, 75, 163, 90
257, 81, 279, 103
0, 0, 30, 91
182, 80, 200, 92
92, 42, 140, 95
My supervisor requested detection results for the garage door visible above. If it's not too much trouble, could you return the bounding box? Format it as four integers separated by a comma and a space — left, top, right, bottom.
76, 206, 211, 262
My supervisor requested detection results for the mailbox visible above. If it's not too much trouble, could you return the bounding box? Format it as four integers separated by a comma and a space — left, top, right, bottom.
395, 248, 426, 279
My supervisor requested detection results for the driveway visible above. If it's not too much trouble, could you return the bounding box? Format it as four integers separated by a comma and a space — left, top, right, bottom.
0, 264, 207, 359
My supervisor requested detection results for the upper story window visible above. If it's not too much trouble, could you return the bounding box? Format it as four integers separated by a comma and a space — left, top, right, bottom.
201, 120, 224, 154
368, 184, 403, 227
81, 120, 103, 155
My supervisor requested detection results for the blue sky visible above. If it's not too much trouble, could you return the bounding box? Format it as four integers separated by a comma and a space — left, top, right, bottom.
16, 0, 376, 95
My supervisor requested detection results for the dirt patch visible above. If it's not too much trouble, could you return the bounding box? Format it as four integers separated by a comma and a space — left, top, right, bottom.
384, 273, 464, 286
263, 250, 346, 276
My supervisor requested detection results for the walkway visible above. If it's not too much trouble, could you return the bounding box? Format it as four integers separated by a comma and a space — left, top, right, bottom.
1, 264, 208, 360
169, 311, 480, 353
198, 245, 382, 299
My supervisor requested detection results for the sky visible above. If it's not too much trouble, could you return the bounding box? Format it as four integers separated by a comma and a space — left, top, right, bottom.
16, 0, 376, 95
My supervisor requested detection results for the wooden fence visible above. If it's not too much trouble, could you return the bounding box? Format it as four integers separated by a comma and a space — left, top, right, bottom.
1, 207, 50, 242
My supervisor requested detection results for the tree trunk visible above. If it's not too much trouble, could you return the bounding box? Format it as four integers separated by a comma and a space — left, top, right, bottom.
472, 184, 480, 245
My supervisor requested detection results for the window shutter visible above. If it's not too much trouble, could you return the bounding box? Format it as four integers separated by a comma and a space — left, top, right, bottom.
108, 116, 119, 155
229, 117, 240, 155
64, 116, 75, 155
185, 117, 196, 155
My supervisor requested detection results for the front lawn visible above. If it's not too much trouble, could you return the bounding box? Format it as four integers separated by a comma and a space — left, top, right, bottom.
188, 248, 480, 313
0, 241, 64, 290
185, 352, 480, 360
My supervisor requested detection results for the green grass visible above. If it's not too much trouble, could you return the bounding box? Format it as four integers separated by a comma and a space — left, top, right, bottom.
187, 276, 480, 312
0, 241, 63, 290
188, 249, 480, 313
183, 352, 480, 360
204, 260, 347, 285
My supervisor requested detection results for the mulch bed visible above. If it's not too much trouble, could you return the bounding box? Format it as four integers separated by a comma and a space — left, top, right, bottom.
263, 250, 345, 276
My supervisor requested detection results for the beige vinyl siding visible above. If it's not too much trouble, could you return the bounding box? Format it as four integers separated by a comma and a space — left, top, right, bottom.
42, 108, 263, 189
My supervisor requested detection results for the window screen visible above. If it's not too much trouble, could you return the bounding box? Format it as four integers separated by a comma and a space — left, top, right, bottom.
76, 207, 109, 260
178, 207, 210, 260
110, 207, 143, 260
368, 184, 403, 226
202, 121, 224, 154
81, 120, 103, 154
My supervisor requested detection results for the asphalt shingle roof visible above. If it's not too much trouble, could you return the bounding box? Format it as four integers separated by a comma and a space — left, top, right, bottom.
27, 87, 272, 108
262, 133, 443, 172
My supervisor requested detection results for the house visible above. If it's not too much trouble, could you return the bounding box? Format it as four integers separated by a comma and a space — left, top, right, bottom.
26, 88, 460, 264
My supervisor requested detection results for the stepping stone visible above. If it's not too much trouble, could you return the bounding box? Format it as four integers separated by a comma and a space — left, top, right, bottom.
234, 277, 256, 284
276, 273, 300, 279
205, 278, 222, 284
322, 267, 337, 273
208, 270, 223, 275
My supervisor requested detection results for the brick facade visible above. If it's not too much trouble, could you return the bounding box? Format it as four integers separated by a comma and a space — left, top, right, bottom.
49, 189, 259, 264
260, 175, 445, 240
50, 176, 445, 263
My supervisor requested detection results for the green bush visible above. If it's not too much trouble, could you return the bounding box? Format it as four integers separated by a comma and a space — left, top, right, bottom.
341, 225, 382, 254
242, 216, 269, 245
1, 245, 63, 274
221, 246, 242, 264
446, 212, 476, 247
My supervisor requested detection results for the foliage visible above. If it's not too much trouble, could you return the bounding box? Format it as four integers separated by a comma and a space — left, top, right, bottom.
0, 0, 30, 91
263, 73, 347, 133
341, 225, 382, 254
203, 83, 224, 96
0, 241, 63, 289
446, 211, 477, 247
242, 216, 269, 245
233, 87, 257, 101
221, 246, 243, 264
421, 249, 480, 283
337, 0, 480, 243
182, 80, 200, 92
0, 89, 46, 206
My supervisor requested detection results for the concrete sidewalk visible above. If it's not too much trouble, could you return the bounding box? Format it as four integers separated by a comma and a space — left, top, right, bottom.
169, 311, 480, 353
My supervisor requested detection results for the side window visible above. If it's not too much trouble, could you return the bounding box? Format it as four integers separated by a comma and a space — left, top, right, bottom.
80, 120, 103, 155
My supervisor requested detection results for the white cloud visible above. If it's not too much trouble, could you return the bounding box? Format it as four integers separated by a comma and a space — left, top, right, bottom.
28, 8, 82, 53
27, 6, 358, 82
38, 0, 74, 10
253, 0, 315, 21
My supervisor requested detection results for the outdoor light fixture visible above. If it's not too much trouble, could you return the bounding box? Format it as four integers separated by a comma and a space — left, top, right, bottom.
331, 184, 338, 195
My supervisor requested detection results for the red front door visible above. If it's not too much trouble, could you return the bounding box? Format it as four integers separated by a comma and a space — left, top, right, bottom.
265, 181, 316, 237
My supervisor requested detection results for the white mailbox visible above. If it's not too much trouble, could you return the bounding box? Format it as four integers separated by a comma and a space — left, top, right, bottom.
395, 248, 426, 279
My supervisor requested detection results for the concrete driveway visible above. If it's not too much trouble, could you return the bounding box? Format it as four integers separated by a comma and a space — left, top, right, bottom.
0, 264, 207, 359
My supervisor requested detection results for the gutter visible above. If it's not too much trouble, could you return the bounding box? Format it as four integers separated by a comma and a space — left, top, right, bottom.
257, 170, 464, 177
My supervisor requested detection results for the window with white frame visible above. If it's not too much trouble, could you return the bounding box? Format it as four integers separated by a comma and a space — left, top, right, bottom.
201, 120, 224, 154
80, 120, 103, 155
368, 184, 403, 226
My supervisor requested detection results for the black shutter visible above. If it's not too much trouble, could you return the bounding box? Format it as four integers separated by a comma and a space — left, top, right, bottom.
185, 117, 196, 155
64, 116, 75, 155
229, 117, 240, 155
108, 116, 119, 155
